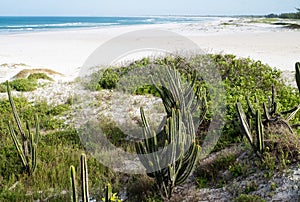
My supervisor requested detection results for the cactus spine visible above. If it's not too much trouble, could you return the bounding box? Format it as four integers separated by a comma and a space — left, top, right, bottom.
6, 81, 39, 175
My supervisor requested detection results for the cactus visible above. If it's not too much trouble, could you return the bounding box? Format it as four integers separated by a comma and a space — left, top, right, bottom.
255, 110, 264, 154
6, 81, 39, 175
70, 153, 89, 202
236, 102, 264, 157
70, 165, 78, 202
70, 154, 120, 202
236, 102, 253, 147
136, 108, 199, 198
136, 67, 202, 199
102, 183, 121, 202
237, 64, 300, 156
81, 154, 89, 202
104, 183, 112, 202
296, 62, 300, 94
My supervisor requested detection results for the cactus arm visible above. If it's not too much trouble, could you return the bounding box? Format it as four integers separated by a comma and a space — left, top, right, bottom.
183, 70, 197, 102
263, 102, 271, 121
196, 89, 207, 126
255, 110, 264, 154
281, 104, 300, 115
81, 154, 89, 202
175, 144, 199, 185
26, 121, 32, 162
34, 114, 40, 145
31, 143, 37, 174
6, 81, 28, 149
105, 183, 112, 202
236, 102, 253, 145
296, 62, 300, 94
246, 96, 256, 117
8, 121, 28, 168
70, 165, 78, 202
271, 85, 275, 106
286, 104, 300, 122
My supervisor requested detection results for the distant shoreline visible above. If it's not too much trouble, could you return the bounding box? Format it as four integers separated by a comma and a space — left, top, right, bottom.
0, 17, 299, 83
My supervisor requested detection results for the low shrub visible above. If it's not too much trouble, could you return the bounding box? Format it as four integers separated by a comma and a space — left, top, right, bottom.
8, 78, 37, 92
99, 68, 120, 89
27, 73, 53, 81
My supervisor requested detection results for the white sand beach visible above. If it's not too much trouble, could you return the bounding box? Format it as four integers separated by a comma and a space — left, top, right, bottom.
0, 18, 300, 82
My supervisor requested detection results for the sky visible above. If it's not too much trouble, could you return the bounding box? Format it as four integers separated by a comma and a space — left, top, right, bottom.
0, 0, 299, 16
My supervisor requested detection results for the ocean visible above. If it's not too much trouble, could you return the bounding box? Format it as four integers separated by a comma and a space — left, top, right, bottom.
0, 16, 219, 34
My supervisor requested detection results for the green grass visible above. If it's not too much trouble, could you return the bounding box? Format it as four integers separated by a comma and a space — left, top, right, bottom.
0, 96, 122, 200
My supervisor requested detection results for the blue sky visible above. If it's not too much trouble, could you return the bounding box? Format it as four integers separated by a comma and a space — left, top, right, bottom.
0, 0, 299, 16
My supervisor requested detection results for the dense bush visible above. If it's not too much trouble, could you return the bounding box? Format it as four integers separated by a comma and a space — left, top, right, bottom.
27, 73, 53, 81
99, 68, 120, 89
8, 78, 37, 92
87, 54, 299, 149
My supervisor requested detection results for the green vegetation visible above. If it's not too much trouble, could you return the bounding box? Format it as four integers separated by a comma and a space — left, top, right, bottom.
0, 73, 54, 92
88, 54, 299, 149
99, 69, 119, 89
6, 81, 40, 175
1, 54, 299, 201
27, 73, 54, 81
70, 153, 121, 202
13, 68, 62, 79
235, 194, 266, 202
7, 78, 38, 92
236, 62, 300, 169
0, 86, 120, 201
136, 66, 203, 198
266, 8, 300, 19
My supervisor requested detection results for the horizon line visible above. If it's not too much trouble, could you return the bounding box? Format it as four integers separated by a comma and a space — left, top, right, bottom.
0, 14, 270, 18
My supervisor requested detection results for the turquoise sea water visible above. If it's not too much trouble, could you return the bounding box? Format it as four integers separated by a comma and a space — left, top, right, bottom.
0, 16, 218, 34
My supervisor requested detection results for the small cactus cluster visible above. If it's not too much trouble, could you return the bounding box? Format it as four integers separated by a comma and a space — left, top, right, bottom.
6, 81, 40, 175
135, 67, 206, 198
236, 101, 265, 156
70, 154, 120, 202
70, 154, 89, 202
236, 62, 300, 157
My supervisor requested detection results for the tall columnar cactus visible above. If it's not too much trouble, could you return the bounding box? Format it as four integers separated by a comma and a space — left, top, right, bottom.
6, 81, 39, 175
136, 108, 199, 198
81, 154, 89, 202
70, 154, 121, 202
70, 153, 89, 202
135, 67, 203, 199
255, 110, 264, 154
70, 165, 78, 202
